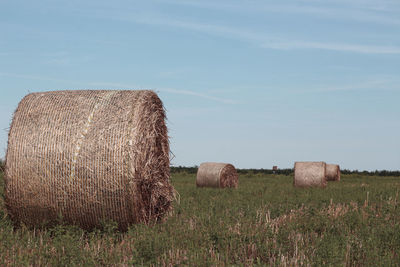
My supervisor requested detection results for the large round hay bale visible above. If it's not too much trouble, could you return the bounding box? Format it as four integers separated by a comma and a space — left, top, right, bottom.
326, 164, 340, 181
196, 162, 238, 188
5, 90, 174, 230
294, 162, 327, 188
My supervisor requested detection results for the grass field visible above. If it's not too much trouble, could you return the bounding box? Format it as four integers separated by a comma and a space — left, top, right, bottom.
1, 169, 400, 266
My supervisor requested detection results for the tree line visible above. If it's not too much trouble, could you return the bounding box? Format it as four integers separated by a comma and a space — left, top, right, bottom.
170, 166, 400, 177
0, 161, 398, 177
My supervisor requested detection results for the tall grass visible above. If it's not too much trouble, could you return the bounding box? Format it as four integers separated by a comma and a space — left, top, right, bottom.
1, 170, 400, 266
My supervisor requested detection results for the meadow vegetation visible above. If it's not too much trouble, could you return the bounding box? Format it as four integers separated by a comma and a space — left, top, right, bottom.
1, 168, 400, 266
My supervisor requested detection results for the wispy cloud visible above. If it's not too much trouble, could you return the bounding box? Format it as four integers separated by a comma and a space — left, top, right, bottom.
0, 72, 79, 84
121, 15, 400, 54
85, 82, 141, 89
262, 40, 400, 54
42, 51, 93, 66
156, 0, 400, 26
86, 82, 236, 104
158, 69, 187, 78
87, 83, 237, 104
313, 78, 400, 92
0, 72, 236, 104
37, 0, 400, 54
158, 88, 236, 104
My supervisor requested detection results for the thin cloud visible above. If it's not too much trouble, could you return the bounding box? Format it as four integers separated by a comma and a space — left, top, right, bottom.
0, 72, 236, 104
262, 40, 400, 54
158, 88, 236, 104
313, 79, 399, 92
156, 0, 400, 26
85, 82, 237, 104
0, 72, 78, 84
86, 82, 141, 88
47, 1, 400, 54
124, 16, 400, 54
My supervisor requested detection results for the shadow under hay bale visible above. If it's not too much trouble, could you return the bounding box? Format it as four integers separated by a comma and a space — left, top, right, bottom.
196, 162, 238, 188
5, 90, 174, 231
326, 164, 341, 181
294, 161, 327, 188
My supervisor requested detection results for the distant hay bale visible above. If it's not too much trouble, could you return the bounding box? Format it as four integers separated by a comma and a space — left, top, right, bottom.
294, 162, 327, 188
5, 90, 174, 230
196, 162, 238, 188
326, 164, 340, 181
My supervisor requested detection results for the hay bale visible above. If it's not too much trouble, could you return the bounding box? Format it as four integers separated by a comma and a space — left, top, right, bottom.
326, 164, 340, 181
5, 90, 174, 230
294, 162, 327, 188
196, 162, 238, 188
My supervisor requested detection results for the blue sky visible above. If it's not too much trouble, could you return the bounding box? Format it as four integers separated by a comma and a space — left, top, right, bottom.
0, 0, 399, 170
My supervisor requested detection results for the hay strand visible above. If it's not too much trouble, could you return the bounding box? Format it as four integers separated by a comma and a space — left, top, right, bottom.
326, 164, 340, 181
5, 90, 174, 230
196, 162, 238, 188
294, 162, 327, 188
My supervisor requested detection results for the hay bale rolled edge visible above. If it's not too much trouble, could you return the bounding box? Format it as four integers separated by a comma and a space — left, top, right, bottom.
294, 161, 327, 188
196, 162, 238, 188
326, 164, 340, 181
5, 90, 174, 230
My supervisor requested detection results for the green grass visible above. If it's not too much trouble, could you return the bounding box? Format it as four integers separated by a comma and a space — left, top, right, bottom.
1, 170, 400, 266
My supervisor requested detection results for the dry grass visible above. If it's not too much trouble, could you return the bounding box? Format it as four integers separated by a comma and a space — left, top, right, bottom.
1, 172, 400, 265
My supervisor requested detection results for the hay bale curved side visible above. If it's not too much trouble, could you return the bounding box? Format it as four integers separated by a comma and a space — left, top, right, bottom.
326, 164, 340, 181
196, 162, 238, 188
294, 162, 327, 188
5, 90, 174, 230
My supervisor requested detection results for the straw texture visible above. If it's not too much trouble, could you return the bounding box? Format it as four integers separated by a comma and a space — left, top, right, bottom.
294, 162, 327, 188
196, 162, 238, 188
5, 90, 174, 230
326, 164, 341, 181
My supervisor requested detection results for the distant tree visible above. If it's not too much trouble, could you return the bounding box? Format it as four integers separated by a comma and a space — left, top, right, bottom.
170, 166, 198, 174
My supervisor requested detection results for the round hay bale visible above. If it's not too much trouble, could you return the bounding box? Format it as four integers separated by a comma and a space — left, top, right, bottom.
196, 162, 238, 188
326, 164, 340, 181
5, 90, 174, 230
294, 162, 327, 188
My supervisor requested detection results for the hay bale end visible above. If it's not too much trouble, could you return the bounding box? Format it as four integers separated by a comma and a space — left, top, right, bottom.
294, 161, 327, 188
5, 90, 174, 230
326, 164, 340, 181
